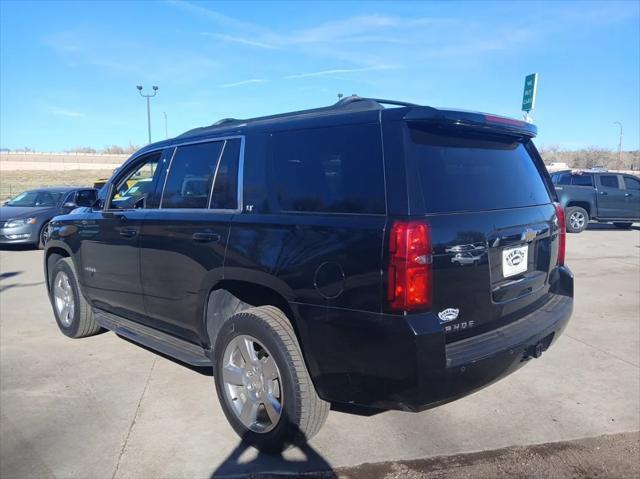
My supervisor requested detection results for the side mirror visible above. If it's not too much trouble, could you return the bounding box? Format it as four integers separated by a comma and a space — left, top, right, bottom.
63, 201, 77, 210
74, 189, 99, 208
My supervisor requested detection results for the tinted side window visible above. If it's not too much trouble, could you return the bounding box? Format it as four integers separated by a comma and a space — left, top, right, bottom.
624, 176, 640, 190
75, 189, 98, 205
36, 191, 60, 206
210, 139, 240, 210
110, 152, 161, 210
62, 191, 75, 204
271, 123, 385, 214
571, 174, 593, 186
600, 175, 620, 189
162, 142, 223, 209
555, 173, 572, 185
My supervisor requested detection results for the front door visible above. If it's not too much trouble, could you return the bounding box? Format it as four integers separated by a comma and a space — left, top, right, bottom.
140, 138, 242, 343
596, 174, 627, 218
81, 151, 164, 320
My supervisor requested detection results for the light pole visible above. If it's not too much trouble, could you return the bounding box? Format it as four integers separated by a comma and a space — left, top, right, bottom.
136, 85, 158, 144
613, 121, 623, 165
163, 111, 168, 139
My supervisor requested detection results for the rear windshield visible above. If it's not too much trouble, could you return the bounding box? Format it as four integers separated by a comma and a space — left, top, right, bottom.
407, 124, 551, 214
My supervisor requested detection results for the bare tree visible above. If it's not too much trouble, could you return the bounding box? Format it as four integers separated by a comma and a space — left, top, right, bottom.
539, 147, 639, 171
66, 146, 97, 154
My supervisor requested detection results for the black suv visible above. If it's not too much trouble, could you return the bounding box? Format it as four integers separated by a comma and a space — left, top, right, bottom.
44, 97, 573, 450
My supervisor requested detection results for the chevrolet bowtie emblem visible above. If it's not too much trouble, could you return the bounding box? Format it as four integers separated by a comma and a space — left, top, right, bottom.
522, 229, 537, 242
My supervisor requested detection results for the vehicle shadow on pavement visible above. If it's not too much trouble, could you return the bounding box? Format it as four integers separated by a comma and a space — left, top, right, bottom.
586, 223, 639, 231
0, 270, 44, 293
210, 429, 337, 478
0, 280, 44, 293
117, 334, 214, 376
0, 271, 23, 280
0, 244, 37, 251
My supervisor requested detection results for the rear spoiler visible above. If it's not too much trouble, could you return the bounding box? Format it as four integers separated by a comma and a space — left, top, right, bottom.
403, 107, 537, 139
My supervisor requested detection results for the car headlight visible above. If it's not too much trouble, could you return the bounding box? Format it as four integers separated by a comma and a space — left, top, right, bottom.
3, 217, 37, 228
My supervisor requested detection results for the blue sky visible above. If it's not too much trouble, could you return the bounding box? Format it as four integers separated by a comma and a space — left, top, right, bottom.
1, 0, 638, 151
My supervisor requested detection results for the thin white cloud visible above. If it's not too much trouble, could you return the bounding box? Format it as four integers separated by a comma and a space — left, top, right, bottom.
43, 29, 220, 85
214, 34, 278, 50
48, 107, 85, 117
172, 2, 446, 49
167, 0, 272, 35
219, 79, 266, 88
287, 15, 444, 44
284, 65, 397, 79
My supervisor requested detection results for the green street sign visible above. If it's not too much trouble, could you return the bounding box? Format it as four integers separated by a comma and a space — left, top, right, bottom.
522, 73, 538, 112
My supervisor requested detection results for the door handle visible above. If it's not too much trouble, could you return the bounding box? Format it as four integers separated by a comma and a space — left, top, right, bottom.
625, 193, 632, 197
119, 228, 137, 238
192, 232, 221, 243
600, 191, 608, 195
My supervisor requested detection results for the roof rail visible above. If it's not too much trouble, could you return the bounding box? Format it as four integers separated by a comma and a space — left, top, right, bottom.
210, 96, 418, 126
335, 95, 420, 108
179, 95, 422, 138
214, 118, 237, 126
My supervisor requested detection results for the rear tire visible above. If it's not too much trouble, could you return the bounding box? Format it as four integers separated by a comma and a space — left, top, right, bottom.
50, 258, 101, 338
566, 206, 589, 233
213, 306, 329, 452
613, 222, 633, 229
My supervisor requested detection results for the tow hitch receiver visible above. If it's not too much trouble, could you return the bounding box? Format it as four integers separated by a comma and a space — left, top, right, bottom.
523, 342, 543, 360
523, 334, 554, 360
531, 342, 544, 358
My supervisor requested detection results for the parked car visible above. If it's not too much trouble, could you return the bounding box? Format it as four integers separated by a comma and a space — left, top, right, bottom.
447, 242, 487, 266
550, 169, 640, 232
1, 187, 97, 247
43, 96, 573, 451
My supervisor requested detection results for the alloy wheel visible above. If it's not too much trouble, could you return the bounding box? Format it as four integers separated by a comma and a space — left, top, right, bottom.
569, 211, 585, 230
221, 335, 283, 433
53, 271, 75, 327
40, 223, 50, 246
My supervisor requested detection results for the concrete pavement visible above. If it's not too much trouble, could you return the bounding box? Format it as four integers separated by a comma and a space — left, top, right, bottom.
1, 225, 639, 478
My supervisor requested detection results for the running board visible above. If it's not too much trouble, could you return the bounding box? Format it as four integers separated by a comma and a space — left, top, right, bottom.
93, 309, 212, 367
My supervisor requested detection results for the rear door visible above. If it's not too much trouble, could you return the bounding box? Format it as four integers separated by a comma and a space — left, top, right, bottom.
622, 176, 640, 219
225, 118, 387, 377
403, 122, 559, 341
139, 138, 241, 343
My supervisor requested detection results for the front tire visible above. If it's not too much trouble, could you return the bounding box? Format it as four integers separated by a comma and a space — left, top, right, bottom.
613, 222, 633, 229
50, 258, 101, 338
213, 306, 329, 452
566, 206, 589, 233
38, 222, 50, 249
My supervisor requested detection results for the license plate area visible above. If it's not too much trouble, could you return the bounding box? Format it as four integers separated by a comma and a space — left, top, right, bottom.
502, 245, 528, 278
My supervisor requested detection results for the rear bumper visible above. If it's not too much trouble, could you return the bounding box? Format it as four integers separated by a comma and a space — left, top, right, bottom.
406, 289, 572, 411
299, 266, 573, 411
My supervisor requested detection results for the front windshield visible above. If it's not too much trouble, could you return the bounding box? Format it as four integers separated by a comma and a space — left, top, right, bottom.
6, 190, 62, 207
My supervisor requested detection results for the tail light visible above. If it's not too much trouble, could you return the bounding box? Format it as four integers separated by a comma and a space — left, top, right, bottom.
554, 203, 566, 266
388, 221, 432, 311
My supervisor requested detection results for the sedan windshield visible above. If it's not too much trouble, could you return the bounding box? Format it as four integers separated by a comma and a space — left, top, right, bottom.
6, 190, 62, 207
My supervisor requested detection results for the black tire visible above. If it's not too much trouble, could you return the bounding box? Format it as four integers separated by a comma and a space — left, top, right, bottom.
38, 222, 50, 249
50, 258, 101, 338
565, 206, 589, 233
613, 222, 633, 229
213, 306, 329, 452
